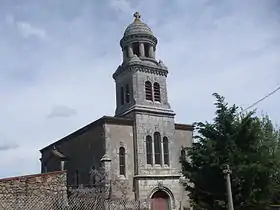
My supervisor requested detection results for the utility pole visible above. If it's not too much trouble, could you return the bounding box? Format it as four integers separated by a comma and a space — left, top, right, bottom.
222, 164, 234, 210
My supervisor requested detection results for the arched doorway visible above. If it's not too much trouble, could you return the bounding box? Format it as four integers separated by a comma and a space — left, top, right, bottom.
151, 190, 170, 210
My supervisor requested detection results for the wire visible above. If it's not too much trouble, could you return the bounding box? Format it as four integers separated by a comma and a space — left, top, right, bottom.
231, 84, 280, 141
243, 85, 280, 112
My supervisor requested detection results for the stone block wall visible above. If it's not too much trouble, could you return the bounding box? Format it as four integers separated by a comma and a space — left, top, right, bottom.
0, 171, 67, 209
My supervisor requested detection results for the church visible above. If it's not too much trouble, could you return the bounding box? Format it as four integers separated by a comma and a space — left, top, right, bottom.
39, 12, 193, 210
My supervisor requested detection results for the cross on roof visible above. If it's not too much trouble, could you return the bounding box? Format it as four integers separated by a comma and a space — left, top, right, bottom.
133, 12, 141, 20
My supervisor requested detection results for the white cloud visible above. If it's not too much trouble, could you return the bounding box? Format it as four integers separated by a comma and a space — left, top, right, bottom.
5, 14, 47, 40
48, 105, 77, 118
16, 22, 47, 40
0, 142, 18, 151
108, 0, 133, 14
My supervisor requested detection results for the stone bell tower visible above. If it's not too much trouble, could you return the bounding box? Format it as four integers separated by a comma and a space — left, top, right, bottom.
112, 13, 184, 208
113, 12, 175, 118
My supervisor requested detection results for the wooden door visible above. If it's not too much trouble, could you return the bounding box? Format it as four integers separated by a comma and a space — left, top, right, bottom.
151, 197, 169, 210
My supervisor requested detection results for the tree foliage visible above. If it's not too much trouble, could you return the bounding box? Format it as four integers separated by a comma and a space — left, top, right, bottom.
181, 93, 280, 210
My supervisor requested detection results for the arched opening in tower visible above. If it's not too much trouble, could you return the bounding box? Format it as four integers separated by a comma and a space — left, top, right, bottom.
132, 42, 140, 56
151, 190, 170, 210
144, 43, 150, 57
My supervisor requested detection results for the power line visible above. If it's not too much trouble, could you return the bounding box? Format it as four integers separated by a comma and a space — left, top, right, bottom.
243, 85, 280, 112
231, 84, 280, 140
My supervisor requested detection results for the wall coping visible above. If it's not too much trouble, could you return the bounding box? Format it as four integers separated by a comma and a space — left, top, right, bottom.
0, 170, 66, 182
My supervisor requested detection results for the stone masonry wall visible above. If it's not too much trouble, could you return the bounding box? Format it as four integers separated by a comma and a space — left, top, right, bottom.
0, 171, 67, 209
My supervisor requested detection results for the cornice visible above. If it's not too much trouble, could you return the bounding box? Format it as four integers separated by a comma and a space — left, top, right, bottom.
120, 34, 157, 48
113, 62, 168, 79
115, 105, 175, 118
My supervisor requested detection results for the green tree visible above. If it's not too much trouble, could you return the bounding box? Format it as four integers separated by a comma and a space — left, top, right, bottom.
181, 93, 280, 210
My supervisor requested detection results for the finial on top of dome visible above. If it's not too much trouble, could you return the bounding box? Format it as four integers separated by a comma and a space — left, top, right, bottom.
133, 12, 141, 22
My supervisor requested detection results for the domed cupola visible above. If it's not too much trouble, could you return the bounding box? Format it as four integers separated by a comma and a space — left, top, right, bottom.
124, 13, 153, 37
120, 12, 158, 64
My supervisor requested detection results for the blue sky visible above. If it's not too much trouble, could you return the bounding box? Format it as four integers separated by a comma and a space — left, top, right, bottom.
0, 0, 280, 178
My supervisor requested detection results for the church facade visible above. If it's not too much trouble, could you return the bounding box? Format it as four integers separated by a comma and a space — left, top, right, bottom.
40, 12, 193, 210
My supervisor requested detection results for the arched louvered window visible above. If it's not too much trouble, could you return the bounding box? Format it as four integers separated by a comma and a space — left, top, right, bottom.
145, 81, 153, 101
119, 147, 126, 176
120, 86, 124, 105
154, 82, 161, 102
154, 132, 162, 164
163, 137, 169, 165
146, 135, 153, 164
125, 84, 130, 103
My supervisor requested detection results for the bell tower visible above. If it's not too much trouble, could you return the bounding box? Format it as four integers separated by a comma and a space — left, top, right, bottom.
113, 14, 178, 201
113, 12, 175, 118
111, 13, 188, 205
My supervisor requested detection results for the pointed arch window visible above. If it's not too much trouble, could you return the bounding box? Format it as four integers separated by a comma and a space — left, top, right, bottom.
146, 135, 153, 164
153, 82, 161, 102
163, 137, 169, 165
154, 132, 162, 164
120, 86, 124, 105
145, 81, 153, 101
119, 147, 126, 176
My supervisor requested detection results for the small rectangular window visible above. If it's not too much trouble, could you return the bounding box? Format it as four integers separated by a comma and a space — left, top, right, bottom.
125, 84, 130, 103
120, 86, 124, 105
